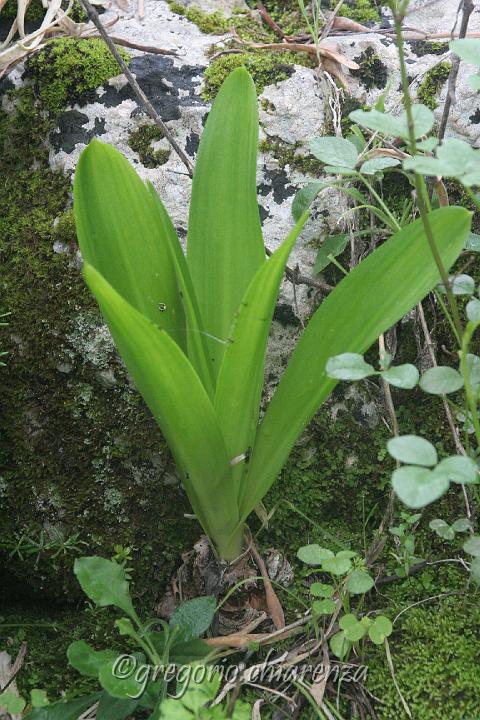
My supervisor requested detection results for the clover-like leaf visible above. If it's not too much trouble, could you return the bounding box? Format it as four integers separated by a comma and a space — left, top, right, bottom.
297, 544, 334, 565
419, 366, 464, 395
434, 455, 479, 484
368, 616, 392, 644
312, 598, 336, 616
429, 519, 455, 540
387, 435, 437, 466
392, 466, 449, 508
326, 353, 376, 381
347, 570, 374, 595
381, 364, 419, 389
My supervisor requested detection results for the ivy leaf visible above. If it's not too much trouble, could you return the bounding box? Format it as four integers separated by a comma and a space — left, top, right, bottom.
347, 570, 374, 594
170, 596, 216, 640
419, 366, 464, 394
74, 557, 135, 617
368, 616, 392, 645
381, 364, 419, 389
387, 435, 437, 466
310, 137, 359, 168
392, 466, 449, 508
434, 455, 479, 484
326, 353, 376, 380
297, 544, 334, 565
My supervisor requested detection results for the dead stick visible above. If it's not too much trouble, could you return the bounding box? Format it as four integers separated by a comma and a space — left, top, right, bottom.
438, 0, 474, 141
77, 0, 194, 177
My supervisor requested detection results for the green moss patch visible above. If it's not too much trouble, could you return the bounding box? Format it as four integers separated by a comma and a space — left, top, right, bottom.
128, 124, 171, 168
333, 0, 380, 24
417, 61, 451, 110
351, 47, 388, 89
25, 37, 129, 115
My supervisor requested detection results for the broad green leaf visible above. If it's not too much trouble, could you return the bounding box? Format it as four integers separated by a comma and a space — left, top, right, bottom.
466, 232, 480, 251
434, 455, 479, 484
68, 640, 117, 678
314, 234, 349, 274
466, 298, 480, 323
24, 694, 102, 720
405, 139, 480, 186
360, 157, 400, 175
74, 557, 135, 617
466, 353, 480, 394
471, 556, 480, 584
463, 535, 480, 557
450, 38, 480, 66
449, 274, 475, 295
74, 141, 185, 350
451, 518, 472, 532
417, 138, 439, 151
350, 105, 434, 141
368, 616, 392, 644
381, 364, 419, 389
322, 555, 352, 576
310, 582, 334, 598
387, 435, 437, 466
347, 570, 374, 594
292, 181, 329, 221
240, 207, 471, 520
187, 68, 264, 375
146, 183, 214, 396
343, 621, 367, 642
170, 596, 216, 640
310, 137, 359, 168
31, 690, 49, 708
392, 466, 449, 508
326, 352, 375, 380
419, 366, 464, 394
339, 614, 358, 630
429, 519, 455, 540
329, 631, 350, 659
312, 599, 336, 615
297, 544, 334, 565
96, 693, 140, 720
82, 264, 239, 558
0, 691, 26, 714
99, 654, 145, 699
214, 212, 308, 491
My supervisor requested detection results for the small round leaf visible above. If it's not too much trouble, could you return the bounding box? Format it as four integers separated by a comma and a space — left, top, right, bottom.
326, 353, 376, 381
297, 544, 334, 565
312, 598, 336, 616
434, 455, 479, 484
463, 535, 480, 557
392, 466, 449, 508
347, 570, 375, 595
368, 616, 392, 644
466, 298, 480, 323
419, 367, 464, 395
387, 435, 437, 466
381, 364, 419, 389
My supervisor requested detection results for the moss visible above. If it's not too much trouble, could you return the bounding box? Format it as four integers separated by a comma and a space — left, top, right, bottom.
417, 61, 451, 110
25, 37, 129, 116
367, 595, 480, 719
0, 90, 195, 607
259, 136, 323, 175
128, 124, 171, 168
168, 1, 229, 33
203, 51, 303, 99
409, 40, 448, 57
351, 47, 388, 90
333, 0, 380, 24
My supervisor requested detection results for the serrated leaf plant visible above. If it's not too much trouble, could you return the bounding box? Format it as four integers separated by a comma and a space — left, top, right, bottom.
74, 67, 472, 562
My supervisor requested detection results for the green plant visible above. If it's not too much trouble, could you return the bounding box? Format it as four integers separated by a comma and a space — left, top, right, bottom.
18, 555, 248, 719
0, 312, 9, 367
73, 67, 471, 563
